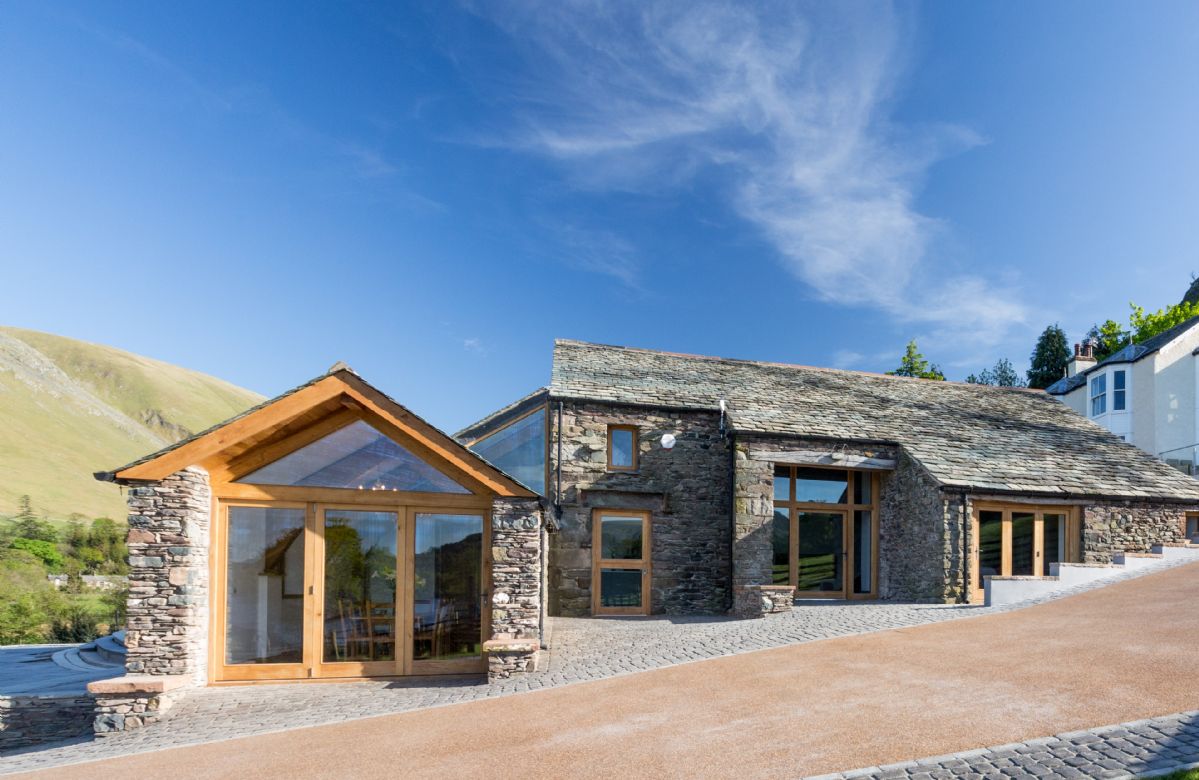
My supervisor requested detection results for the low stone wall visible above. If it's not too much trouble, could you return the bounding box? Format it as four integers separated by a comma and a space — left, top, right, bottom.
733, 584, 795, 618
0, 694, 93, 753
1082, 503, 1189, 563
92, 691, 178, 735
482, 638, 539, 681
88, 674, 191, 736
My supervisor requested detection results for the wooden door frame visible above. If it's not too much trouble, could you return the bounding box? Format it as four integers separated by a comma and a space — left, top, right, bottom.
970, 502, 1081, 603
774, 466, 879, 600
210, 498, 491, 682
791, 508, 850, 599
310, 504, 405, 680
407, 506, 490, 676
210, 499, 312, 682
591, 508, 652, 616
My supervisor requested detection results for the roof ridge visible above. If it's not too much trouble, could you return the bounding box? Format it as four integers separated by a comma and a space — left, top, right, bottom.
553, 339, 1046, 394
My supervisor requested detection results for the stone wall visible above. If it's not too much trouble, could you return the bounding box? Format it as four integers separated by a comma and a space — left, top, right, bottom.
549, 402, 730, 616
0, 695, 92, 752
732, 585, 795, 618
1082, 502, 1189, 562
879, 452, 964, 603
490, 496, 543, 639
124, 467, 211, 681
92, 691, 177, 735
732, 441, 773, 602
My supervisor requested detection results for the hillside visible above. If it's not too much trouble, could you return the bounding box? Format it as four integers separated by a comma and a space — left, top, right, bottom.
0, 327, 264, 520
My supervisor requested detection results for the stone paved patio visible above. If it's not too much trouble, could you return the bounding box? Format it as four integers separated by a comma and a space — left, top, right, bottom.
3, 553, 1196, 776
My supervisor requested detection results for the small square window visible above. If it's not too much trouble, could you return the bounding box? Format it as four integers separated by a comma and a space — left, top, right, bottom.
607, 425, 638, 471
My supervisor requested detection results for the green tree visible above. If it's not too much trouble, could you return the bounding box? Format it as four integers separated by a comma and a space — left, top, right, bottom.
1130, 300, 1199, 342
1089, 300, 1199, 361
886, 340, 945, 380
50, 602, 99, 643
1087, 319, 1128, 361
1027, 324, 1071, 389
0, 549, 61, 643
967, 358, 1026, 387
11, 537, 64, 569
14, 495, 36, 522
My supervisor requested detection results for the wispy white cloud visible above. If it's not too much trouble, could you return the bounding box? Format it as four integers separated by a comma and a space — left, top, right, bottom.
463, 337, 484, 353
547, 223, 642, 289
463, 1, 1025, 343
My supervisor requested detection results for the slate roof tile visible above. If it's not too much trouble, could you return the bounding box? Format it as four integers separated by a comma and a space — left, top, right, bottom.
550, 340, 1199, 502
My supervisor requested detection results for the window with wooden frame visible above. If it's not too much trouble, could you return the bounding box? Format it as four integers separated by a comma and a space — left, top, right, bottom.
971, 503, 1081, 603
1186, 512, 1199, 540
591, 509, 651, 615
606, 425, 638, 472
770, 464, 880, 599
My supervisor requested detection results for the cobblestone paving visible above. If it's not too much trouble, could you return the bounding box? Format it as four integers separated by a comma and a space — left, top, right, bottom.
819, 710, 1199, 780
3, 554, 1197, 776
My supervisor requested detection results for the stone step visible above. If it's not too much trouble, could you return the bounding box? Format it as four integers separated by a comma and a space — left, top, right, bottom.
985, 575, 1063, 606
51, 645, 125, 672
987, 545, 1199, 607
1151, 543, 1199, 560
1048, 562, 1122, 588
94, 634, 127, 665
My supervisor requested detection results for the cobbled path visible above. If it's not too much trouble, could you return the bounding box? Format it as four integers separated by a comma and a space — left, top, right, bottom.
821, 710, 1199, 780
3, 554, 1197, 776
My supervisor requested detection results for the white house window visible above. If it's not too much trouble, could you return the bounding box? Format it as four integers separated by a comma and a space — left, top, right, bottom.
1090, 374, 1107, 416
1113, 370, 1126, 411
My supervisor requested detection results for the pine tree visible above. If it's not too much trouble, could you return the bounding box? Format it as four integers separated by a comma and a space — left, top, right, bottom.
887, 340, 945, 380
14, 495, 35, 522
1027, 325, 1071, 389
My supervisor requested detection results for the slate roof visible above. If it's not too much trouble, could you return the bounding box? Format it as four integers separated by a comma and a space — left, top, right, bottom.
551, 340, 1199, 502
1046, 316, 1199, 395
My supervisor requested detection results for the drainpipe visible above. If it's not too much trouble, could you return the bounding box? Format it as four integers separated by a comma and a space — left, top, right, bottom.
555, 401, 564, 505
541, 400, 564, 651
961, 491, 971, 604
727, 431, 737, 612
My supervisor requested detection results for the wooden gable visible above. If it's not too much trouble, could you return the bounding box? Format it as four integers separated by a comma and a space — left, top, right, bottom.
107, 369, 535, 499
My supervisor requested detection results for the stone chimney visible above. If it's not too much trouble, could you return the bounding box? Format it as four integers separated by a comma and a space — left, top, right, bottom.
1065, 340, 1097, 378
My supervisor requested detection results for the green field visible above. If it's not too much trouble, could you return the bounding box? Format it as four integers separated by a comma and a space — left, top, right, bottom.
0, 326, 263, 521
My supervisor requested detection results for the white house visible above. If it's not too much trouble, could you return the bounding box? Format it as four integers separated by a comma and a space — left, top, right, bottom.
1048, 316, 1199, 514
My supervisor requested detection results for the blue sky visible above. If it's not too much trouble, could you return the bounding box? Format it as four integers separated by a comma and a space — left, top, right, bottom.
2, 1, 1198, 431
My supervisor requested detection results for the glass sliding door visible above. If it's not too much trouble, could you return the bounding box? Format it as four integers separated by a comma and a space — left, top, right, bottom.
592, 510, 651, 615
222, 505, 308, 679
412, 512, 484, 670
320, 508, 398, 675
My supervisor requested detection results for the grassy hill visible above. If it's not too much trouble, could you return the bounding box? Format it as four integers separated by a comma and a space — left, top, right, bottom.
0, 327, 264, 521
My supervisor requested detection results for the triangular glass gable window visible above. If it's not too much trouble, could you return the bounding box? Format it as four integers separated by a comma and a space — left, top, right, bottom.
236, 420, 471, 494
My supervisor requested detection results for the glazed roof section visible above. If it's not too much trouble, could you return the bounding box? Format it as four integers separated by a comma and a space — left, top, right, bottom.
550, 339, 1199, 501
